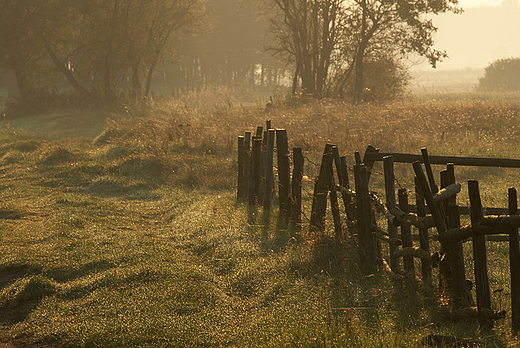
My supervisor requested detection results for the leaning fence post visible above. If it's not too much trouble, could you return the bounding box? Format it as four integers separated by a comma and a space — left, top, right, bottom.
508, 187, 520, 334
468, 179, 493, 330
384, 156, 400, 272
399, 189, 415, 278
290, 148, 304, 230
276, 129, 291, 220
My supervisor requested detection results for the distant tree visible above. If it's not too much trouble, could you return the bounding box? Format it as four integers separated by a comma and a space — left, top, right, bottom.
1, 0, 205, 104
270, 0, 461, 101
0, 0, 46, 99
478, 57, 520, 92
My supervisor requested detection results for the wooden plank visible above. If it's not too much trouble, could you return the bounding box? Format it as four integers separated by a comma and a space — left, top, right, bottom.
364, 149, 520, 168
468, 180, 493, 330
408, 204, 508, 216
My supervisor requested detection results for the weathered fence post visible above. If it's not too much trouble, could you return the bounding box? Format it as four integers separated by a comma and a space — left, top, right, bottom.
468, 179, 493, 329
276, 129, 291, 220
384, 156, 400, 272
310, 144, 333, 231
415, 177, 431, 285
399, 189, 415, 277
363, 145, 379, 182
509, 187, 520, 334
421, 148, 439, 194
340, 156, 356, 225
264, 129, 275, 209
290, 148, 304, 230
244, 131, 251, 201
249, 137, 262, 204
329, 146, 343, 240
237, 136, 246, 201
444, 164, 473, 310
354, 163, 375, 273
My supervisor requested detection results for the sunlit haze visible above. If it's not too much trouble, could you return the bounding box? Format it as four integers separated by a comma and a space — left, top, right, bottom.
416, 0, 520, 71
458, 0, 506, 7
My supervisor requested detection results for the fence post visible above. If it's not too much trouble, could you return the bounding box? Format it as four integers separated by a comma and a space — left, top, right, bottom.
276, 129, 291, 221
509, 187, 520, 334
249, 137, 262, 205
415, 177, 431, 285
244, 131, 251, 202
398, 189, 415, 277
363, 145, 379, 183
340, 156, 355, 225
444, 164, 473, 310
384, 156, 399, 272
238, 136, 246, 201
264, 129, 275, 209
354, 163, 375, 273
468, 179, 493, 330
290, 148, 304, 230
329, 146, 343, 240
310, 145, 333, 231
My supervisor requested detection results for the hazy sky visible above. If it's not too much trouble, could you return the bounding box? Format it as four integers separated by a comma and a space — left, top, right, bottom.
459, 0, 504, 7
415, 0, 520, 70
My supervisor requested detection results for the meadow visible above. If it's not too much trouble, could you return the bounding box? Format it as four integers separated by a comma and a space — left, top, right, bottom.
1, 89, 520, 347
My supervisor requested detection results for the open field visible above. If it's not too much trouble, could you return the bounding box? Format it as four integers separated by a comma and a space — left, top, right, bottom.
1, 92, 520, 347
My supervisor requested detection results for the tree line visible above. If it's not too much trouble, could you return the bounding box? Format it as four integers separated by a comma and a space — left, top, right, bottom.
0, 0, 461, 108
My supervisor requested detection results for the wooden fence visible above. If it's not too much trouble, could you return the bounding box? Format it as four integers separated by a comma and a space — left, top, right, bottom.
236, 121, 520, 334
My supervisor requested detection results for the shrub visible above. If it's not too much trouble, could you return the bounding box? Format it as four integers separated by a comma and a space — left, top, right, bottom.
478, 57, 520, 92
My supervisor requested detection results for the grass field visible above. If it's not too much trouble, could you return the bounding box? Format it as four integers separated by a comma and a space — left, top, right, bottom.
0, 91, 520, 347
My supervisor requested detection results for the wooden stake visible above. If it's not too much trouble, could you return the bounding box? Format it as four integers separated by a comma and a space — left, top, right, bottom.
290, 148, 304, 230
468, 180, 493, 329
509, 187, 520, 334
384, 156, 400, 272
264, 129, 275, 208
276, 129, 291, 220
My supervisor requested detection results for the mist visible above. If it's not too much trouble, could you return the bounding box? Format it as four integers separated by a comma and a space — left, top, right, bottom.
412, 0, 520, 92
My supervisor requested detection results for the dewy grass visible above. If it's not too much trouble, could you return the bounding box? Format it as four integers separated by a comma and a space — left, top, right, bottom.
0, 95, 519, 346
